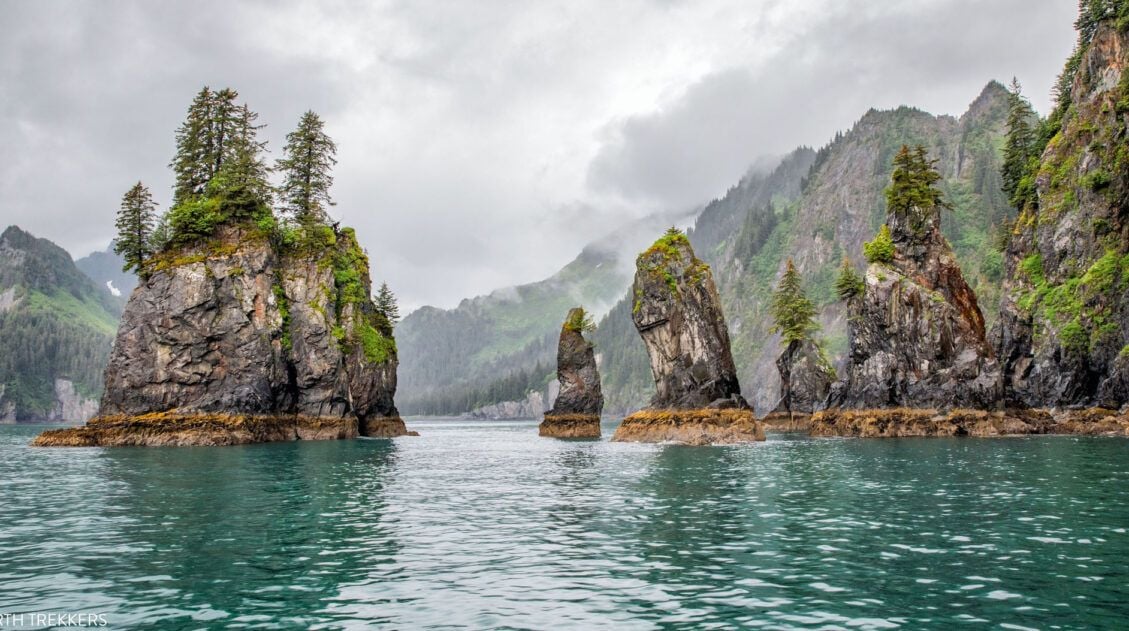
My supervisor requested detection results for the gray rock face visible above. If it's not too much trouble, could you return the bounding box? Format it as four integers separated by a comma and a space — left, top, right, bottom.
546, 308, 603, 417
631, 233, 748, 410
995, 22, 1129, 410
838, 203, 1000, 410
49, 379, 98, 422
98, 224, 402, 434
773, 340, 835, 415
469, 390, 545, 420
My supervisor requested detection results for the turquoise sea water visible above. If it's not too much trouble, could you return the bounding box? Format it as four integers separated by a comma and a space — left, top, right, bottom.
1, 419, 1128, 629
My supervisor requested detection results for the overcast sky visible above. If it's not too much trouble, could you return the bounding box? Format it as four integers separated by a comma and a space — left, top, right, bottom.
1, 1, 1077, 310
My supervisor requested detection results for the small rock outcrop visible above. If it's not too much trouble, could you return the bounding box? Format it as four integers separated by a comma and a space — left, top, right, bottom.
810, 407, 1129, 438
835, 148, 1001, 411
995, 20, 1129, 410
764, 339, 835, 428
34, 223, 410, 447
612, 230, 764, 444
540, 307, 603, 438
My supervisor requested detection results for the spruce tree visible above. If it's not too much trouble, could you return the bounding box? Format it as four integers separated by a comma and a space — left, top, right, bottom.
835, 258, 864, 301
884, 145, 949, 234
770, 259, 818, 344
375, 282, 400, 325
170, 87, 216, 206
114, 182, 157, 278
169, 87, 259, 208
276, 111, 338, 225
149, 211, 171, 253
213, 104, 272, 217
1001, 78, 1038, 210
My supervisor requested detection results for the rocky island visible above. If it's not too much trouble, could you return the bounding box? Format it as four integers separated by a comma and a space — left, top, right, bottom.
539, 307, 603, 438
34, 89, 409, 446
815, 10, 1129, 437
612, 229, 764, 444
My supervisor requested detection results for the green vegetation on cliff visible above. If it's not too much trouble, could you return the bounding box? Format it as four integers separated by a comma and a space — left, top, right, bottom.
0, 226, 118, 419
770, 259, 818, 344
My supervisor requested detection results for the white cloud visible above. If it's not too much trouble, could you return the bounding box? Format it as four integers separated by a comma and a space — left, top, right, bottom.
0, 1, 1077, 310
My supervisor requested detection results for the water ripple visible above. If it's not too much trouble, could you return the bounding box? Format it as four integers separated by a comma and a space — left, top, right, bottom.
1, 422, 1128, 628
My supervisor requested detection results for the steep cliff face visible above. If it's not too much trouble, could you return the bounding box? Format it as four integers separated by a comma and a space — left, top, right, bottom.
997, 21, 1129, 409
612, 231, 763, 444
0, 226, 116, 422
837, 179, 1001, 410
772, 339, 835, 415
541, 307, 603, 437
631, 231, 746, 410
35, 223, 406, 446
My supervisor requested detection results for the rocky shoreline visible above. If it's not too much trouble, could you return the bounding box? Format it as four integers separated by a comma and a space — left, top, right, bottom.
539, 413, 601, 438
612, 409, 765, 445
809, 407, 1129, 438
31, 413, 410, 447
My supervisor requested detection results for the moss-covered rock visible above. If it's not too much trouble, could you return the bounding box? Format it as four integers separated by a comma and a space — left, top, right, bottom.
614, 231, 763, 444
995, 19, 1129, 409
35, 221, 408, 446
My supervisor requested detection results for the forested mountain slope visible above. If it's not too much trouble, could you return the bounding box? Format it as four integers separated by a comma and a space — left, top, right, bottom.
595, 82, 1014, 414
0, 226, 119, 421
396, 210, 694, 414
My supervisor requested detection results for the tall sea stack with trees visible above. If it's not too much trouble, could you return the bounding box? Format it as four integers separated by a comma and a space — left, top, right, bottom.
765, 259, 836, 427
35, 88, 408, 447
612, 229, 765, 445
832, 145, 1002, 411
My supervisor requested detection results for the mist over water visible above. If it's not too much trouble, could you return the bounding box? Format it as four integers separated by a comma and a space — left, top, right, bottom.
2, 420, 1128, 629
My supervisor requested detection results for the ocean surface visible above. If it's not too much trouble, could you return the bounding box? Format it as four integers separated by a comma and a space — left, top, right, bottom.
1, 419, 1128, 630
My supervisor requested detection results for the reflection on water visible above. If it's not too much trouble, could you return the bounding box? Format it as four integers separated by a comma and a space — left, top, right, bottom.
1, 421, 1128, 629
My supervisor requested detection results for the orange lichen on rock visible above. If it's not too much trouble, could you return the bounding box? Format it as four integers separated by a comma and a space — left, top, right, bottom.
810, 407, 1129, 438
31, 412, 365, 447
539, 413, 601, 438
612, 408, 765, 445
760, 412, 812, 433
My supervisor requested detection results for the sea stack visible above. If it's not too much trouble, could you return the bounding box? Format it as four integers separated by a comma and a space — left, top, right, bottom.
833, 146, 1001, 412
766, 338, 835, 427
539, 307, 603, 438
612, 229, 764, 445
33, 223, 410, 447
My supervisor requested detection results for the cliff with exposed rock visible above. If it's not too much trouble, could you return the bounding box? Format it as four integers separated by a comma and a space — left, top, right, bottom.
996, 17, 1129, 410
835, 147, 1002, 411
612, 230, 764, 444
35, 222, 407, 446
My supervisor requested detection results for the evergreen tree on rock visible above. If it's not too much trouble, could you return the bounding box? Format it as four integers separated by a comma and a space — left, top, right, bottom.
770, 258, 818, 344
114, 182, 157, 279
277, 111, 338, 225
375, 282, 400, 325
1001, 78, 1039, 211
